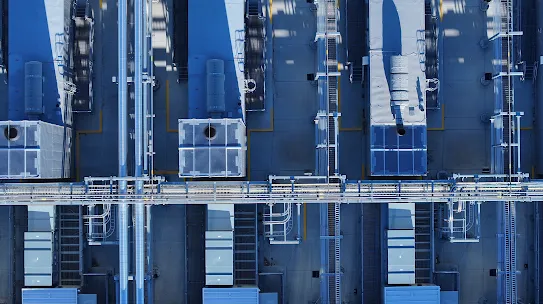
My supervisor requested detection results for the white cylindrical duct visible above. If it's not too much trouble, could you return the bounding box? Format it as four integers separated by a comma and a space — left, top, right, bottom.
389, 55, 409, 108
118, 0, 129, 301
206, 59, 226, 114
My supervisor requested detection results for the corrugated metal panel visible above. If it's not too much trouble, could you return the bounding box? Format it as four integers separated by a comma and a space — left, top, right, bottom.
0, 121, 71, 179
387, 230, 415, 285
178, 119, 246, 178
22, 288, 78, 304
388, 203, 415, 229
203, 287, 259, 304
384, 286, 440, 304
205, 230, 234, 285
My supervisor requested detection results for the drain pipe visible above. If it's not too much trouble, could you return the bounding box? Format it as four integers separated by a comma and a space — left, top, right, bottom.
117, 0, 129, 301
142, 0, 150, 174
144, 0, 154, 301
134, 0, 145, 301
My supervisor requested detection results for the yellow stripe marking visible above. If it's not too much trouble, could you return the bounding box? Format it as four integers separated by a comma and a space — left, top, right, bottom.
428, 104, 445, 131
76, 110, 103, 181
303, 203, 307, 240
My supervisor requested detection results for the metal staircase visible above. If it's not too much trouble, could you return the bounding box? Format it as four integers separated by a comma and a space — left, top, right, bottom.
315, 1, 342, 303
349, 66, 363, 83
233, 204, 258, 285
246, 0, 260, 17
73, 0, 93, 112
415, 203, 433, 283
245, 2, 265, 111
503, 201, 517, 304
490, 1, 520, 302
58, 205, 83, 287
326, 203, 341, 304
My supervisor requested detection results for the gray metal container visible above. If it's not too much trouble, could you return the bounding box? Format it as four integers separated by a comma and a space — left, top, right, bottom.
206, 59, 226, 114
24, 61, 44, 116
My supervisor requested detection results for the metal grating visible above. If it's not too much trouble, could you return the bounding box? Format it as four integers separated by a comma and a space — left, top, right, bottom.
244, 15, 265, 111
489, 1, 521, 302
234, 204, 258, 285
315, 0, 342, 303
414, 203, 433, 283
72, 0, 94, 112
58, 205, 83, 287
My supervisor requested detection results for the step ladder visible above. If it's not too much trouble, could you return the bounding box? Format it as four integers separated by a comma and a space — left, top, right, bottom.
415, 203, 432, 283
178, 66, 188, 81
349, 65, 364, 84
246, 0, 260, 17
58, 205, 83, 287
234, 204, 258, 285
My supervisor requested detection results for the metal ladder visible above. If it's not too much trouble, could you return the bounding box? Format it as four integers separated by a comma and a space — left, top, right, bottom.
246, 0, 260, 17
349, 66, 363, 83
415, 203, 432, 283
327, 203, 341, 304
58, 205, 83, 287
234, 204, 258, 285
504, 201, 517, 304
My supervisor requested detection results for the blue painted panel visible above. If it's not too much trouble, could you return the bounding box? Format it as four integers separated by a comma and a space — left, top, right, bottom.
22, 288, 78, 304
440, 291, 458, 304
8, 0, 64, 125
203, 287, 259, 304
384, 286, 440, 304
370, 125, 427, 176
188, 0, 245, 119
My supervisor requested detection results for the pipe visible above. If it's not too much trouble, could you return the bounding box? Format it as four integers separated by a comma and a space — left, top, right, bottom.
146, 204, 154, 304
143, 0, 150, 174
118, 0, 129, 301
134, 0, 145, 301
296, 203, 301, 240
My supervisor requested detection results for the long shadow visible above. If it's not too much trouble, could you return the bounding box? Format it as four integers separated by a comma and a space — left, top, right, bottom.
382, 0, 401, 86
8, 0, 60, 124
187, 0, 243, 119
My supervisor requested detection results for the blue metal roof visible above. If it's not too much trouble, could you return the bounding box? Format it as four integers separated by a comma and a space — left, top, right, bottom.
203, 287, 259, 304
8, 0, 65, 125
370, 125, 427, 175
188, 0, 245, 119
22, 288, 78, 304
384, 286, 440, 304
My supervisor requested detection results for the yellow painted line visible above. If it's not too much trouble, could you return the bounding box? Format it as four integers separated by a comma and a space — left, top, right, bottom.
428, 104, 445, 131
99, 0, 102, 9
269, 0, 273, 24
76, 110, 103, 181
248, 109, 274, 133
521, 126, 533, 131
247, 109, 275, 180
439, 0, 443, 21
361, 163, 365, 180
337, 75, 363, 132
166, 79, 178, 133
532, 166, 535, 178
303, 203, 307, 240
